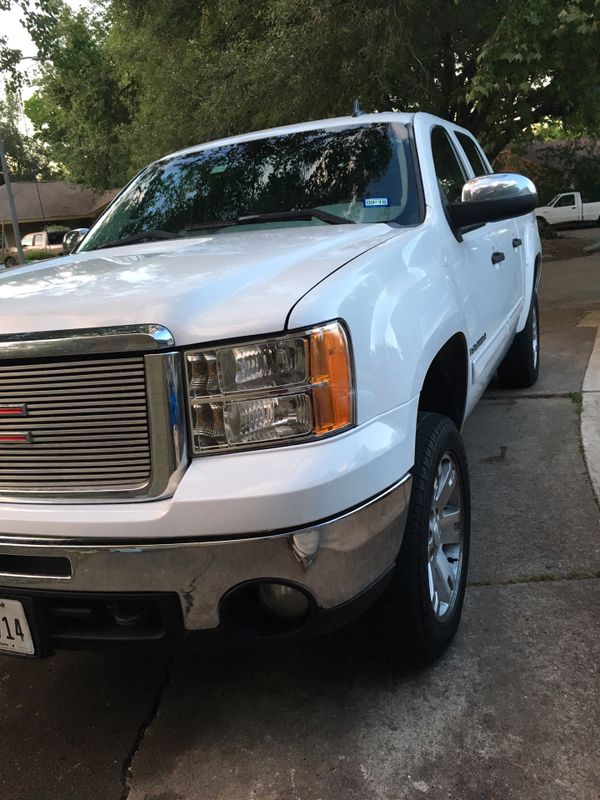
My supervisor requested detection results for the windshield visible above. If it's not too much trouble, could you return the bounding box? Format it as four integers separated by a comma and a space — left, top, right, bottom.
80, 122, 421, 251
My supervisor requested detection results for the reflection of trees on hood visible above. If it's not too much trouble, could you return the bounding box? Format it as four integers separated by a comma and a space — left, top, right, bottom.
116, 125, 394, 235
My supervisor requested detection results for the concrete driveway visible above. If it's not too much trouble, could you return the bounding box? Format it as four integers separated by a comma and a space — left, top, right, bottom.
1, 252, 599, 800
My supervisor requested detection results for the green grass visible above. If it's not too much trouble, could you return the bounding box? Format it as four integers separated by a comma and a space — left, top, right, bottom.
25, 250, 59, 262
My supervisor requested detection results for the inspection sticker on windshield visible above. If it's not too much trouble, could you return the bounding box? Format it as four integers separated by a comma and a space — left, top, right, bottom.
363, 197, 389, 207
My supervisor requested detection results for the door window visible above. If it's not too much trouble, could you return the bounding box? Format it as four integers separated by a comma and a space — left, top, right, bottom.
21, 234, 34, 247
455, 133, 491, 176
555, 194, 575, 207
431, 127, 467, 204
33, 234, 44, 246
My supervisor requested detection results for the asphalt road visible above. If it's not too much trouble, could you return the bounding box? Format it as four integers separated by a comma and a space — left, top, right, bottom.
1, 247, 599, 800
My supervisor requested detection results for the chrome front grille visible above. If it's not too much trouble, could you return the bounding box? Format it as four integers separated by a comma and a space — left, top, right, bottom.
0, 356, 151, 491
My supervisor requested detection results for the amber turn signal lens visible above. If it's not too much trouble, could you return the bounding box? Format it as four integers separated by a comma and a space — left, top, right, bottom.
309, 324, 352, 434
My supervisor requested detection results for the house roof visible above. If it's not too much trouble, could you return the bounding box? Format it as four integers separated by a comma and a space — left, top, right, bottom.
0, 181, 120, 224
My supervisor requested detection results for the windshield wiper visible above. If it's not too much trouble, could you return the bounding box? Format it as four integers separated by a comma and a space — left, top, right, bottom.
185, 208, 354, 232
87, 229, 184, 251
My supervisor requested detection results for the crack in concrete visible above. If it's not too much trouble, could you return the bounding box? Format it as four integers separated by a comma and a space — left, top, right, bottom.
468, 571, 600, 589
483, 391, 576, 401
119, 652, 175, 800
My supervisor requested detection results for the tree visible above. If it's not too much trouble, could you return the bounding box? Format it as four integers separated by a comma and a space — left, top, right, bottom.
22, 1, 131, 189
105, 0, 600, 162
6, 0, 600, 187
0, 0, 25, 86
0, 89, 57, 183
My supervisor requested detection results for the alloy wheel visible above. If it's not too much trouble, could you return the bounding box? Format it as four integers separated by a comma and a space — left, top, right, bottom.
427, 453, 464, 621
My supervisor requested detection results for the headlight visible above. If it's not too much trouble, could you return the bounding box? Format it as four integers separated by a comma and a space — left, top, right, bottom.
184, 321, 354, 454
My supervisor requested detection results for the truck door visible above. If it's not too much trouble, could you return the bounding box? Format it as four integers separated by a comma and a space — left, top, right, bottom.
429, 126, 521, 399
453, 129, 525, 345
32, 233, 46, 253
548, 193, 577, 225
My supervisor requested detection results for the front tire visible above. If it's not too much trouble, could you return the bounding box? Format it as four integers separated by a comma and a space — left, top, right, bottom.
376, 412, 471, 665
498, 292, 540, 388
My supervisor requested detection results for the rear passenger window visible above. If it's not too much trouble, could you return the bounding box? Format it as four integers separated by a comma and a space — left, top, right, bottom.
456, 133, 491, 177
431, 127, 467, 204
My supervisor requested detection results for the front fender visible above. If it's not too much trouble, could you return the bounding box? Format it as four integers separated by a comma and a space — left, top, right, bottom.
287, 226, 468, 424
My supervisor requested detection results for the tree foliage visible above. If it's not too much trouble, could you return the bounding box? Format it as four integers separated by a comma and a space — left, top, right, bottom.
496, 139, 600, 203
0, 89, 58, 182
21, 1, 131, 188
2, 0, 599, 189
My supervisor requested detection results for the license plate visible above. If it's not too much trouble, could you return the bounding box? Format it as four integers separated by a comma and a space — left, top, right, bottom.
0, 598, 35, 656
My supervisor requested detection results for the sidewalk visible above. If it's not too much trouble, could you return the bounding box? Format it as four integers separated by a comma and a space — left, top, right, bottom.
580, 308, 600, 503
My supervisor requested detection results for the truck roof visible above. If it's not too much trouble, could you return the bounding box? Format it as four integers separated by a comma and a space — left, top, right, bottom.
162, 111, 419, 161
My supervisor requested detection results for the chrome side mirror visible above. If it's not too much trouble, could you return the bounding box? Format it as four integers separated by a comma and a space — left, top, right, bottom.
62, 227, 90, 255
448, 173, 538, 229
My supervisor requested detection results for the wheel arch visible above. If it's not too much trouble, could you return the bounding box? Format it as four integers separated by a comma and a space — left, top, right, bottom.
417, 332, 469, 431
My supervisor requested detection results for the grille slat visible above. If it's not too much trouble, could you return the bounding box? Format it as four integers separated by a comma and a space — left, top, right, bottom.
0, 357, 146, 374
3, 415, 147, 424
0, 355, 151, 492
0, 370, 145, 384
1, 421, 148, 431
0, 380, 146, 396
0, 392, 145, 406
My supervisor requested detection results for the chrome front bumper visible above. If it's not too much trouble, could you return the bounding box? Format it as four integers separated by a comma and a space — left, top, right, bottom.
0, 475, 412, 631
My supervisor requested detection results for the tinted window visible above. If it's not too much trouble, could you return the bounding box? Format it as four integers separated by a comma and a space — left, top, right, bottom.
47, 231, 65, 245
81, 123, 422, 251
455, 132, 490, 176
431, 127, 467, 204
555, 194, 575, 207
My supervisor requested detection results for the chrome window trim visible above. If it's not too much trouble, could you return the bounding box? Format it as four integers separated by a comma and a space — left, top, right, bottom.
0, 324, 174, 359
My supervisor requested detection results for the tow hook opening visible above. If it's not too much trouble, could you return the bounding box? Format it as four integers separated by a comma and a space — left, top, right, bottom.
107, 600, 151, 628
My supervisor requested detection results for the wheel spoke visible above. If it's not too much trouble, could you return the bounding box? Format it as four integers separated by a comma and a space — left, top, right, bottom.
435, 460, 455, 509
432, 551, 454, 605
439, 507, 461, 545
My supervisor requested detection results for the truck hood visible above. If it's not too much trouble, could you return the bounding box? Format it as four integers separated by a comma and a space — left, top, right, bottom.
0, 225, 400, 345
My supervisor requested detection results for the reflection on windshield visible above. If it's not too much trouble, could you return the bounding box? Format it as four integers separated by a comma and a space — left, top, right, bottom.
81, 123, 421, 251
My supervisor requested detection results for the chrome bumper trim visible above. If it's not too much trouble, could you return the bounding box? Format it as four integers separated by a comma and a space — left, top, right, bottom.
0, 474, 412, 629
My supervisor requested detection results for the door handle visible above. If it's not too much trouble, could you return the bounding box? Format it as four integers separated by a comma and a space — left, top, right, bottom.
512, 238, 522, 248
491, 251, 505, 264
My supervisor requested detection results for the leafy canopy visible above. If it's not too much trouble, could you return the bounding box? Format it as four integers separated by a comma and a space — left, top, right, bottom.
1, 0, 599, 189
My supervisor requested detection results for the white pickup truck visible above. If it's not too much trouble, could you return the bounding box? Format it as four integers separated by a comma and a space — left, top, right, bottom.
535, 191, 600, 229
0, 112, 540, 665
4, 230, 65, 267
